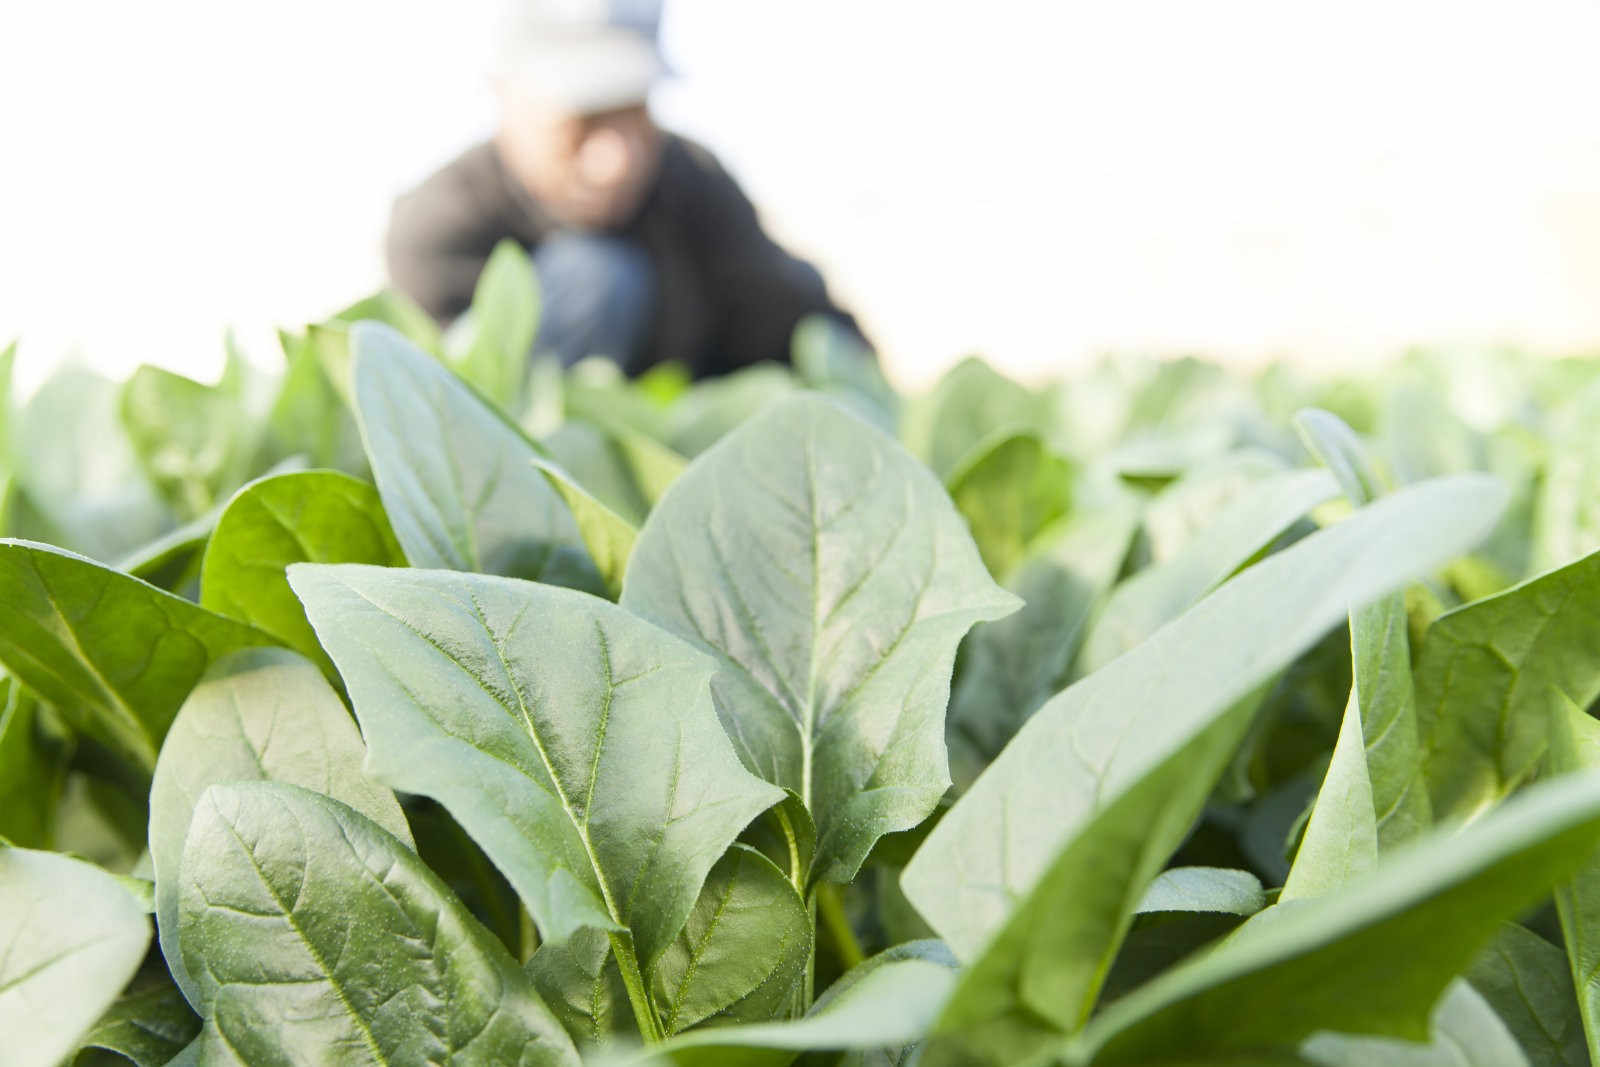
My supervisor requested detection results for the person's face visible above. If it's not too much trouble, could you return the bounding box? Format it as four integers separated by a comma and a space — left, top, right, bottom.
495, 90, 664, 229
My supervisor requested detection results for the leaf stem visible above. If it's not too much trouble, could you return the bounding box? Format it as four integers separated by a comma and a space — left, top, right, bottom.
815, 882, 865, 971
609, 932, 666, 1044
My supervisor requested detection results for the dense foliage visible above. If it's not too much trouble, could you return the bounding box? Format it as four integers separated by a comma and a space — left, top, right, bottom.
9, 243, 1600, 1064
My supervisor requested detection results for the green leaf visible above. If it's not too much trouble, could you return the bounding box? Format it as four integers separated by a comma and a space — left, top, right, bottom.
649, 941, 959, 1067
458, 239, 539, 411
73, 973, 200, 1067
622, 394, 1020, 885
945, 486, 1139, 791
1300, 980, 1530, 1067
663, 365, 799, 458
350, 321, 600, 588
331, 288, 444, 351
0, 675, 72, 848
198, 470, 406, 678
527, 927, 638, 1052
13, 365, 168, 562
1136, 867, 1266, 917
902, 474, 1508, 1067
1078, 468, 1336, 674
533, 455, 638, 599
148, 647, 412, 1009
0, 845, 152, 1067
289, 565, 783, 997
1281, 692, 1378, 901
1417, 545, 1600, 820
945, 431, 1074, 580
1297, 406, 1432, 847
0, 540, 273, 776
1069, 770, 1600, 1064
177, 782, 579, 1063
1549, 697, 1600, 1064
1462, 923, 1587, 1066
1135, 450, 1287, 564
266, 328, 366, 474
653, 845, 811, 1034
119, 364, 257, 519
901, 358, 1054, 480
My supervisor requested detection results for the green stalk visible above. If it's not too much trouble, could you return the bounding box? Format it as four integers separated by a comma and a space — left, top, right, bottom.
815, 883, 865, 971
609, 932, 666, 1044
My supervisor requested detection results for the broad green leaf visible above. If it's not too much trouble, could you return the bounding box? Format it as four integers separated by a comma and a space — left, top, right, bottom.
350, 321, 600, 589
73, 974, 200, 1067
1300, 980, 1530, 1067
622, 395, 1020, 885
528, 928, 637, 1053
0, 675, 72, 847
653, 845, 811, 1034
945, 431, 1074, 580
902, 475, 1508, 1067
648, 941, 959, 1067
1136, 867, 1266, 917
901, 357, 1054, 480
945, 486, 1139, 791
119, 364, 257, 518
1462, 923, 1587, 1066
177, 782, 578, 1064
114, 513, 215, 596
1068, 770, 1600, 1064
1078, 468, 1336, 673
1297, 406, 1431, 846
1417, 545, 1600, 820
0, 845, 152, 1067
0, 540, 273, 775
533, 455, 638, 599
148, 648, 412, 1009
458, 238, 539, 410
1281, 692, 1378, 901
199, 470, 405, 678
289, 564, 783, 981
1549, 698, 1600, 1064
13, 365, 167, 562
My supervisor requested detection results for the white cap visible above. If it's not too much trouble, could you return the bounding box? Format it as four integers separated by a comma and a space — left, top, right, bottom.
493, 0, 668, 113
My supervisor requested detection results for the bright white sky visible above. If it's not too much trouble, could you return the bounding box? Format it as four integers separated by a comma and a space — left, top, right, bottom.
3, 1, 1599, 394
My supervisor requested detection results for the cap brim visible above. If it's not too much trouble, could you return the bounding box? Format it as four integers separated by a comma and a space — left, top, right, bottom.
499, 30, 667, 113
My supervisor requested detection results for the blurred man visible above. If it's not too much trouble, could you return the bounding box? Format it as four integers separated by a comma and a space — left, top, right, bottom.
386, 1, 862, 379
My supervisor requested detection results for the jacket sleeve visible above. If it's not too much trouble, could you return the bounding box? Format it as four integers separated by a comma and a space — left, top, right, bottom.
682, 145, 866, 371
383, 161, 498, 325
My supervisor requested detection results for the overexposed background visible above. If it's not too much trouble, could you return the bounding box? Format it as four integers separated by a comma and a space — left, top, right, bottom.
3, 1, 1599, 394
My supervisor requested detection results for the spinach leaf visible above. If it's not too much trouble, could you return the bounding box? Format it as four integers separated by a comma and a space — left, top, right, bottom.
177, 782, 579, 1064
350, 321, 600, 589
902, 475, 1507, 1067
622, 394, 1019, 885
290, 563, 783, 1039
199, 469, 406, 679
1071, 770, 1600, 1064
0, 540, 273, 776
148, 648, 411, 1008
0, 845, 152, 1067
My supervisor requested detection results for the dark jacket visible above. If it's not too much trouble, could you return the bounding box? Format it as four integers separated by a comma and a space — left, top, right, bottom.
385, 134, 860, 378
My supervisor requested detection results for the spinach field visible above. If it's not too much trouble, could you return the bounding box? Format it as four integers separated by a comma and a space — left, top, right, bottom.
7, 247, 1600, 1065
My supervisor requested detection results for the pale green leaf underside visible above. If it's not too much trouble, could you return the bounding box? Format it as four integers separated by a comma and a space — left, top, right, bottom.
0, 845, 151, 1067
